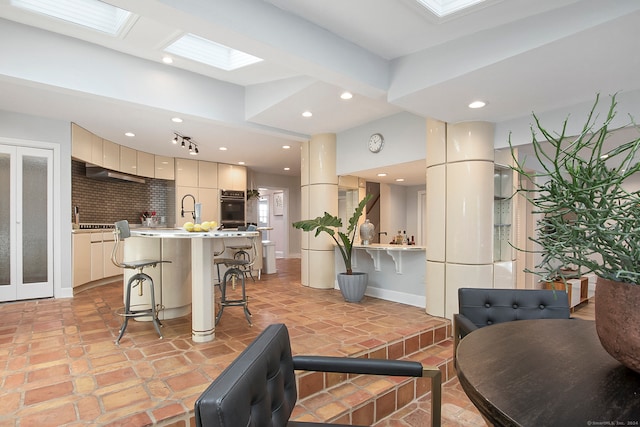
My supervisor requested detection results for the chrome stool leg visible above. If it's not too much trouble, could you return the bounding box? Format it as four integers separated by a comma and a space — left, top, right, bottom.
215, 267, 252, 326
116, 271, 163, 344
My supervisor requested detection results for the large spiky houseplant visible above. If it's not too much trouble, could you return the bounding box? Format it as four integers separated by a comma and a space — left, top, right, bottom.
510, 93, 640, 372
510, 93, 640, 283
292, 194, 371, 275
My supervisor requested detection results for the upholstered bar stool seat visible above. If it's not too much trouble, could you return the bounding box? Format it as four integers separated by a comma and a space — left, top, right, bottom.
111, 220, 171, 344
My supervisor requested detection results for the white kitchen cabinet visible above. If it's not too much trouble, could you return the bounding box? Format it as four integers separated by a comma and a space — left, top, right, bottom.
72, 233, 91, 287
90, 234, 104, 281
102, 139, 120, 170
198, 161, 218, 188
71, 123, 92, 162
155, 155, 175, 180
137, 151, 155, 178
199, 188, 219, 223
71, 124, 103, 165
175, 158, 198, 187
119, 146, 137, 175
218, 163, 246, 191
103, 231, 122, 277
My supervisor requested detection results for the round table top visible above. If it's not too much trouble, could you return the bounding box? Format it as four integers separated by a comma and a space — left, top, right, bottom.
455, 318, 640, 427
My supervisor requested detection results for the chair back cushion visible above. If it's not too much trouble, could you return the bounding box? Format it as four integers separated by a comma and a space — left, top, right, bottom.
458, 288, 570, 329
195, 323, 297, 427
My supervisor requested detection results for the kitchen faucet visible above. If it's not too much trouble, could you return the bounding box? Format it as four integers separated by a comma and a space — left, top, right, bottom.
181, 194, 196, 221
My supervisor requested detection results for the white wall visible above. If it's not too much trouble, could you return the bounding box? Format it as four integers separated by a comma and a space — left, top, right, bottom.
250, 171, 301, 257
0, 109, 72, 298
336, 112, 426, 175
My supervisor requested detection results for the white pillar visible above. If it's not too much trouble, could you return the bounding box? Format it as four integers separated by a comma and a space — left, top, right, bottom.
300, 134, 338, 289
426, 120, 495, 319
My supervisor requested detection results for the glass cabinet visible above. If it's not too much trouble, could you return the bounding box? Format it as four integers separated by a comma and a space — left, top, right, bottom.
494, 166, 512, 262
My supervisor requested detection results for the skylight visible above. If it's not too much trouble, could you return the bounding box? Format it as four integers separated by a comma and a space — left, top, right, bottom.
165, 33, 263, 71
11, 0, 132, 36
415, 0, 487, 17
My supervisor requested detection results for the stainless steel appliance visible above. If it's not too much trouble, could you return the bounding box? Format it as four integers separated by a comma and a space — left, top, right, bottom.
219, 190, 245, 229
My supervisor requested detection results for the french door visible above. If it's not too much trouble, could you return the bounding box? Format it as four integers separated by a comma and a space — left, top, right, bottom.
0, 144, 53, 301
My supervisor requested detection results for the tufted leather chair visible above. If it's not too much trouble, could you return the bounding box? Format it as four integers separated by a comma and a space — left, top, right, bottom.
453, 288, 570, 359
195, 323, 442, 427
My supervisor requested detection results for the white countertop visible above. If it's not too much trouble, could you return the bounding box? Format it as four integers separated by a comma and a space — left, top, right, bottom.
131, 229, 259, 238
354, 243, 426, 251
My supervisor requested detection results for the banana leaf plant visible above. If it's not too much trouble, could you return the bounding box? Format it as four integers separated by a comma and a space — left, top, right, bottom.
293, 194, 371, 275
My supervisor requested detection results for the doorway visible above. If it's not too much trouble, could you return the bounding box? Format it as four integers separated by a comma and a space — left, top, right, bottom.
0, 144, 54, 301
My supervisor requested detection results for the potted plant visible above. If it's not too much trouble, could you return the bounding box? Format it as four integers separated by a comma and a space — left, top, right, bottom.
510, 93, 640, 372
292, 194, 372, 302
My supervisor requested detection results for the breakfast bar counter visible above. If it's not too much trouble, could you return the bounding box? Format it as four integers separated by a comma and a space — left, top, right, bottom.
336, 244, 427, 308
127, 229, 259, 343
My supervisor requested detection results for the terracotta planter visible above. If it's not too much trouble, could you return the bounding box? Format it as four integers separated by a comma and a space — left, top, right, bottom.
337, 272, 368, 303
595, 277, 640, 374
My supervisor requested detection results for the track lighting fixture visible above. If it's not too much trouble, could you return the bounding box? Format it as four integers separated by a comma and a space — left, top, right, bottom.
171, 133, 199, 155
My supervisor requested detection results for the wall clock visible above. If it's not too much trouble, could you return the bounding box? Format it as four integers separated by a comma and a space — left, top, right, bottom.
368, 133, 384, 153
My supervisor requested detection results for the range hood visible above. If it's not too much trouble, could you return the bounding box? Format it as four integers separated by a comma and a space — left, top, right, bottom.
85, 165, 145, 184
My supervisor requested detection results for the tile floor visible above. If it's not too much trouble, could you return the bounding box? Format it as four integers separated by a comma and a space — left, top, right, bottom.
0, 258, 595, 427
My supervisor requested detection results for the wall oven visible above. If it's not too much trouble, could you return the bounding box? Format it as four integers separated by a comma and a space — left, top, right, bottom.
220, 190, 245, 229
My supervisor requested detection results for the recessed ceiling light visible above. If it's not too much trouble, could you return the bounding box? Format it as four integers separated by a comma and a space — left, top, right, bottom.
395, 178, 405, 182
282, 145, 291, 149
238, 161, 245, 165
162, 56, 173, 64
340, 91, 353, 100
284, 167, 290, 171
172, 117, 183, 123
468, 101, 486, 109
377, 173, 387, 177
124, 132, 135, 137
219, 147, 228, 151
302, 111, 312, 118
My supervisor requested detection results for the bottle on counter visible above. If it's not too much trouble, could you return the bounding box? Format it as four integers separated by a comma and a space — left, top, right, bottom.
395, 230, 403, 244
402, 230, 408, 245
410, 235, 415, 245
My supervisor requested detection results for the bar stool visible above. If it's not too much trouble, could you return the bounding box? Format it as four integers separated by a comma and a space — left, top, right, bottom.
212, 238, 256, 326
216, 267, 252, 326
111, 220, 170, 344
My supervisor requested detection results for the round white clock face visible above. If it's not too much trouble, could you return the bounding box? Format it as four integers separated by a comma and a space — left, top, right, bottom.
368, 133, 384, 153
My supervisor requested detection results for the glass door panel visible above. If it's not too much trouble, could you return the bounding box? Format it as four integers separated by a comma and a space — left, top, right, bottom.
0, 144, 53, 301
0, 151, 11, 286
22, 154, 49, 283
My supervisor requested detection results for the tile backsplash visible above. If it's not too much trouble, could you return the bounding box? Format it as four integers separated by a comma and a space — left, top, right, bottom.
71, 160, 175, 226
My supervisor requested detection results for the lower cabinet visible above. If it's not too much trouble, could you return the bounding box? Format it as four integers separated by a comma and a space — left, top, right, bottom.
73, 233, 91, 287
73, 231, 122, 288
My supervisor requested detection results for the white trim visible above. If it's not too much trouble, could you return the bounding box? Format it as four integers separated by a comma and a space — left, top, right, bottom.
0, 137, 65, 299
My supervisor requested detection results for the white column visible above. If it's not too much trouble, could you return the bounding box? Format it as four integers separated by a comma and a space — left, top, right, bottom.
426, 120, 495, 319
300, 134, 338, 289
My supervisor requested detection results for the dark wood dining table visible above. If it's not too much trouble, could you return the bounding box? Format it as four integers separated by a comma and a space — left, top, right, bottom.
455, 318, 640, 427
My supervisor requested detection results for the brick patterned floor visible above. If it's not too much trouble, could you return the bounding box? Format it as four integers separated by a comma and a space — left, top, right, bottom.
0, 258, 595, 426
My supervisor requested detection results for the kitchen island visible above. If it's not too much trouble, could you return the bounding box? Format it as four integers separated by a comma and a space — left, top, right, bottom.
127, 228, 260, 343
336, 244, 427, 308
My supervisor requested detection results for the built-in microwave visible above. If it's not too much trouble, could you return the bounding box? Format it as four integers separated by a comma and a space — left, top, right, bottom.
219, 190, 245, 229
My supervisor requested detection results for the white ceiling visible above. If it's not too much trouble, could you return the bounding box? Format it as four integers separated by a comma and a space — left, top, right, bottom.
1, 0, 639, 185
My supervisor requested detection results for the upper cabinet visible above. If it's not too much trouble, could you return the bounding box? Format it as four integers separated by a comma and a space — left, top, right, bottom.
198, 161, 218, 189
155, 156, 175, 180
71, 123, 103, 165
218, 164, 246, 191
137, 151, 155, 178
102, 139, 120, 171
175, 158, 198, 187
119, 146, 137, 175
